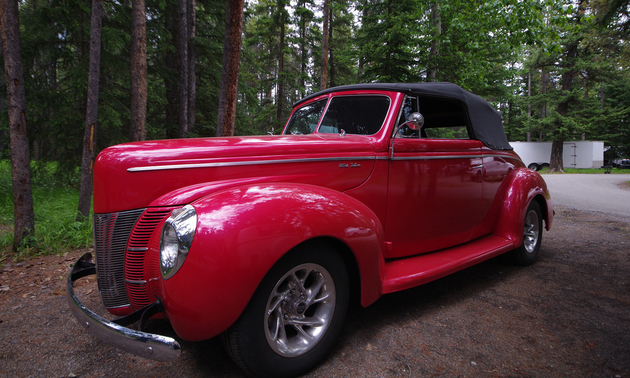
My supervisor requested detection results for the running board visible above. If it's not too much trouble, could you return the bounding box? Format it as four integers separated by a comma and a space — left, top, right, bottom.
382, 235, 515, 294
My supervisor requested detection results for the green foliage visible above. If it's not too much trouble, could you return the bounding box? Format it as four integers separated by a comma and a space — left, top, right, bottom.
0, 161, 92, 259
0, 162, 12, 226
4, 0, 623, 150
505, 0, 629, 164
357, 0, 422, 83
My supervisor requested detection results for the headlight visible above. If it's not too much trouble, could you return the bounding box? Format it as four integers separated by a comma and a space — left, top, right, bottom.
160, 205, 197, 279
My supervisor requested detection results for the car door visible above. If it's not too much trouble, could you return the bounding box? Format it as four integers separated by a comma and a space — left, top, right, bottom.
383, 95, 485, 259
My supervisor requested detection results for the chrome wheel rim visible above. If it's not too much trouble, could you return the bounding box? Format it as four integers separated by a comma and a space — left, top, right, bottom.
523, 209, 540, 253
264, 263, 336, 357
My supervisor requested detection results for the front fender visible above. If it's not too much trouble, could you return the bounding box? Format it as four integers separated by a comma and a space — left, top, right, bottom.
494, 168, 553, 244
160, 183, 384, 341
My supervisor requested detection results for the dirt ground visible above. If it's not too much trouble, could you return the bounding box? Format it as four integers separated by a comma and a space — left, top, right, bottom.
1, 205, 629, 378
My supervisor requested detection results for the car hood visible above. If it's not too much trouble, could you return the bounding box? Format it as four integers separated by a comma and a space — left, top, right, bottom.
93, 134, 377, 213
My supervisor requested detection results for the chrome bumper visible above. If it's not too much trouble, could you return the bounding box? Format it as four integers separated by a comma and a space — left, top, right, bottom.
66, 253, 181, 362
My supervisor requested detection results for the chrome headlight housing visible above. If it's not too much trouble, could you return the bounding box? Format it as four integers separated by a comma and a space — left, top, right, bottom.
160, 205, 197, 279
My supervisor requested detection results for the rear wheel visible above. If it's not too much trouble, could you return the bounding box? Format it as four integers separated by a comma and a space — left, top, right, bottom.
511, 200, 543, 266
222, 245, 349, 378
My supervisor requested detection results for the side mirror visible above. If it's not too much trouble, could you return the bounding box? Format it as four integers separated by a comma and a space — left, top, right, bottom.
390, 112, 425, 158
392, 112, 425, 137
404, 112, 424, 130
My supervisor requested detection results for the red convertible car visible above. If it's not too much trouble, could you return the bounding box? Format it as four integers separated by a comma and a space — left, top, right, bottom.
67, 83, 552, 377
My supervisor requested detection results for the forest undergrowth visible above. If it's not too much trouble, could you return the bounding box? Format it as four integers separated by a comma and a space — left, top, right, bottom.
0, 161, 92, 263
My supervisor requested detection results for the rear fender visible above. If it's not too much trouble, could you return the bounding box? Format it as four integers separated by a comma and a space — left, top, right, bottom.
161, 183, 384, 341
494, 168, 553, 245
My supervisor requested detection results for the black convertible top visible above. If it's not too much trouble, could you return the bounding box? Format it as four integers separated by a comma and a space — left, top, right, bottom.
294, 82, 512, 151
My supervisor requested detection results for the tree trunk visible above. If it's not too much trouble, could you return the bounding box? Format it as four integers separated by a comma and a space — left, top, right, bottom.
427, 0, 441, 81
358, 4, 368, 82
177, 0, 189, 137
549, 137, 564, 172
0, 66, 6, 153
216, 0, 244, 137
527, 71, 531, 142
0, 0, 36, 249
549, 2, 582, 173
187, 0, 196, 134
550, 47, 578, 172
164, 0, 179, 138
130, 0, 147, 142
321, 0, 329, 90
384, 0, 392, 78
328, 7, 335, 88
298, 0, 307, 97
77, 0, 104, 220
539, 69, 547, 141
276, 9, 285, 127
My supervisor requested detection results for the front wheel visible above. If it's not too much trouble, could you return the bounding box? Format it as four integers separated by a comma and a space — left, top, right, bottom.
222, 245, 349, 378
511, 200, 543, 266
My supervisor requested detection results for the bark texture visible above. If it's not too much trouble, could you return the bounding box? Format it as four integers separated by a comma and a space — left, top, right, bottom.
177, 0, 189, 137
187, 0, 196, 134
320, 0, 329, 90
164, 0, 179, 138
550, 7, 581, 173
130, 0, 147, 142
276, 9, 285, 125
0, 0, 35, 249
328, 7, 335, 88
216, 0, 244, 137
427, 1, 441, 81
77, 0, 104, 220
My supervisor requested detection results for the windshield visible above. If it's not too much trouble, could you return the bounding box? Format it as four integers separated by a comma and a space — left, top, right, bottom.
319, 96, 390, 135
284, 95, 391, 136
284, 99, 327, 135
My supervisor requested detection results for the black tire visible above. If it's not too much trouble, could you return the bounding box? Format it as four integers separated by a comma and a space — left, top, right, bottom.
222, 244, 349, 378
528, 163, 540, 171
511, 200, 543, 266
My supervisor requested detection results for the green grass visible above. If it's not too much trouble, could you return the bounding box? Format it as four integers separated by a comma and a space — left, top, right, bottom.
0, 161, 92, 261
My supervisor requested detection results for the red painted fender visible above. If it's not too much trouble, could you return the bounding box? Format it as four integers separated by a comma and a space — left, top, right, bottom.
494, 168, 553, 245
160, 183, 384, 341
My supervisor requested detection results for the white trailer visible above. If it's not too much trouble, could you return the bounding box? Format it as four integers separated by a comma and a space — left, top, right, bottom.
510, 141, 605, 170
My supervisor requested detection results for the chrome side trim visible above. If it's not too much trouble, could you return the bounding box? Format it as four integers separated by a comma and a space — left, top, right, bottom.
66, 253, 181, 362
390, 154, 483, 161
128, 153, 522, 172
128, 156, 376, 172
390, 153, 523, 163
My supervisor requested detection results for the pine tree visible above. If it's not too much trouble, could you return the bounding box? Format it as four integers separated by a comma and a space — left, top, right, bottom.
0, 0, 35, 249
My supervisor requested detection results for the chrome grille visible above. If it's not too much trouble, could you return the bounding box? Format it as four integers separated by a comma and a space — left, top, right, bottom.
125, 208, 174, 309
94, 208, 145, 309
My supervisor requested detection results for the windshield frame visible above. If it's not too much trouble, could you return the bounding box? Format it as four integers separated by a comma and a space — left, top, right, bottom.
283, 94, 392, 137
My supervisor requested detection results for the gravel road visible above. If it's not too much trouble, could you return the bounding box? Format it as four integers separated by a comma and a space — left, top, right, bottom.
542, 173, 630, 222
